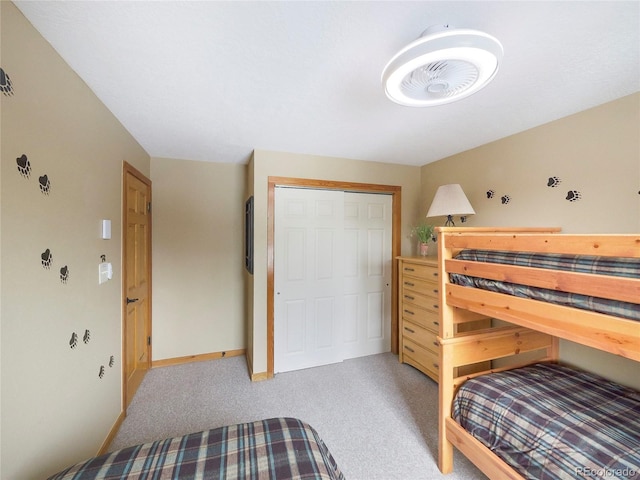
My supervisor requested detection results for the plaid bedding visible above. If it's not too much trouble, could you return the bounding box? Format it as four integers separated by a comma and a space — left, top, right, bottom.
453, 363, 640, 480
451, 250, 640, 321
48, 417, 345, 480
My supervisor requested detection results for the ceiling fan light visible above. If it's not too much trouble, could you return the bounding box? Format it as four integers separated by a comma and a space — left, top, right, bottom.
382, 26, 503, 107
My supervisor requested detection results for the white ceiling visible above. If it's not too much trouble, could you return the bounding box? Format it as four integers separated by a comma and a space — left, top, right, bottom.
14, 1, 640, 167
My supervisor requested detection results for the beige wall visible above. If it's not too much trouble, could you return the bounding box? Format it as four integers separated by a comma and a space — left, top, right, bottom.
420, 93, 640, 388
1, 3, 150, 478
150, 157, 246, 360
247, 150, 423, 375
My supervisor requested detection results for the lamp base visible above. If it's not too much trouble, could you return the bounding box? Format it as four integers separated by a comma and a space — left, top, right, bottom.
444, 215, 455, 227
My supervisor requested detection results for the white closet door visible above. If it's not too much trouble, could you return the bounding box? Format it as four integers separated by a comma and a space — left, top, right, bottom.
342, 192, 393, 359
274, 187, 345, 373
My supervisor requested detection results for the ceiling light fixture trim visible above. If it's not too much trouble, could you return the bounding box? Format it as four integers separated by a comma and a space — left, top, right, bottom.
382, 25, 503, 107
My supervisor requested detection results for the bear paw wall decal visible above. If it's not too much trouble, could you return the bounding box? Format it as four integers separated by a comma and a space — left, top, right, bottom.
60, 265, 69, 284
69, 332, 78, 349
16, 154, 31, 178
486, 190, 495, 199
109, 355, 115, 368
83, 329, 91, 344
41, 249, 53, 269
547, 176, 562, 187
0, 68, 14, 96
501, 195, 511, 205
39, 175, 51, 195
566, 190, 582, 202
98, 365, 105, 379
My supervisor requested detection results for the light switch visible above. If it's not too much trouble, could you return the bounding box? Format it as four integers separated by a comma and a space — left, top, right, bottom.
99, 262, 113, 284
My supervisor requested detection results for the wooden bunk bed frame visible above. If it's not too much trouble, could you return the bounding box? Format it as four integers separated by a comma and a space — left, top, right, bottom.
435, 227, 640, 479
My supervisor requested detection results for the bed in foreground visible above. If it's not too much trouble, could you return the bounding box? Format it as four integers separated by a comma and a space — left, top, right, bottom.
48, 417, 345, 480
436, 227, 640, 480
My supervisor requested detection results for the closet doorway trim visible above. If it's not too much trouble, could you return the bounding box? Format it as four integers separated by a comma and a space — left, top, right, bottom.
266, 176, 402, 378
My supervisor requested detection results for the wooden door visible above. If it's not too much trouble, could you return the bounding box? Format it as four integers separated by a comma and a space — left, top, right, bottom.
123, 162, 152, 409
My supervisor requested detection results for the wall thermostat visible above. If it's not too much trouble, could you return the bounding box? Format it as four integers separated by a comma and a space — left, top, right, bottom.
101, 219, 111, 240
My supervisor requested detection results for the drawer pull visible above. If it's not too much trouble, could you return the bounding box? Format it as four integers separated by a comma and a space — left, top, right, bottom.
404, 345, 415, 353
404, 282, 415, 287
433, 321, 439, 326
433, 341, 439, 347
432, 272, 439, 277
433, 304, 439, 309
433, 363, 439, 369
404, 327, 415, 334
404, 267, 415, 272
404, 295, 415, 301
404, 309, 415, 316
433, 289, 439, 294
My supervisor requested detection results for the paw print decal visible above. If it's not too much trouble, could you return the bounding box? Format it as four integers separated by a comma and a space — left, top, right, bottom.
69, 332, 78, 349
41, 249, 53, 269
60, 265, 69, 284
566, 190, 582, 202
83, 329, 91, 344
109, 355, 115, 368
486, 190, 495, 199
501, 195, 511, 205
98, 365, 105, 379
16, 154, 31, 178
39, 175, 51, 195
0, 68, 14, 96
547, 176, 561, 187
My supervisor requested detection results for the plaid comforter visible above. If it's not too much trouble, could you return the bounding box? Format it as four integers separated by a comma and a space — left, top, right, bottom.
451, 250, 640, 321
48, 417, 345, 480
453, 363, 640, 480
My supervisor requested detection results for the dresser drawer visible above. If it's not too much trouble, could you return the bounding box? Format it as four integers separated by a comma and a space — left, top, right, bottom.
402, 320, 439, 354
400, 302, 440, 332
400, 262, 439, 282
401, 276, 439, 299
401, 288, 440, 315
402, 338, 440, 379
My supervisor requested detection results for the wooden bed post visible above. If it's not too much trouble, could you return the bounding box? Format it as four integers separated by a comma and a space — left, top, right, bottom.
438, 341, 455, 473
437, 227, 455, 473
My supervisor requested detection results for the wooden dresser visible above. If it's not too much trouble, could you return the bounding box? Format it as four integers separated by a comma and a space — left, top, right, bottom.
397, 256, 490, 382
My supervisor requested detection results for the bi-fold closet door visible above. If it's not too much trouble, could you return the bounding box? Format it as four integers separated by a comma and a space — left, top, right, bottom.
274, 186, 392, 373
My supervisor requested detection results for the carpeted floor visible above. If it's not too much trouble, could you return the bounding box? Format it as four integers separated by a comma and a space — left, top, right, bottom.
110, 352, 485, 480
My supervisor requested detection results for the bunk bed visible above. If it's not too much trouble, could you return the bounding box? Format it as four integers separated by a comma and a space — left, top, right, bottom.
436, 227, 640, 480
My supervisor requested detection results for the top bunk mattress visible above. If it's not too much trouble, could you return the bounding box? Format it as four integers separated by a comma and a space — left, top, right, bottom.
450, 250, 640, 321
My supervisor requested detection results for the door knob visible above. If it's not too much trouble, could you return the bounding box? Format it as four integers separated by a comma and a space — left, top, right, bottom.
126, 297, 139, 304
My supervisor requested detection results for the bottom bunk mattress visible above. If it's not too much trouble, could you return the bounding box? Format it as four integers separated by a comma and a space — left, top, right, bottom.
48, 417, 345, 480
452, 363, 640, 480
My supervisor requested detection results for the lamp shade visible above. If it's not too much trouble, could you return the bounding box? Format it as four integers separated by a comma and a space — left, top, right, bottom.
426, 184, 475, 218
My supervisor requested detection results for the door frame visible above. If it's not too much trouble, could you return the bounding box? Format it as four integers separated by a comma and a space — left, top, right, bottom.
267, 176, 401, 378
122, 161, 152, 410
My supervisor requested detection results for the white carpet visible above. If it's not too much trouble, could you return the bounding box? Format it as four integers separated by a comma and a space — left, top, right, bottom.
110, 353, 485, 480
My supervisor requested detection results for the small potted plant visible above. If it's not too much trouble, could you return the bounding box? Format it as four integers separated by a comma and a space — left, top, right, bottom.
411, 222, 435, 256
